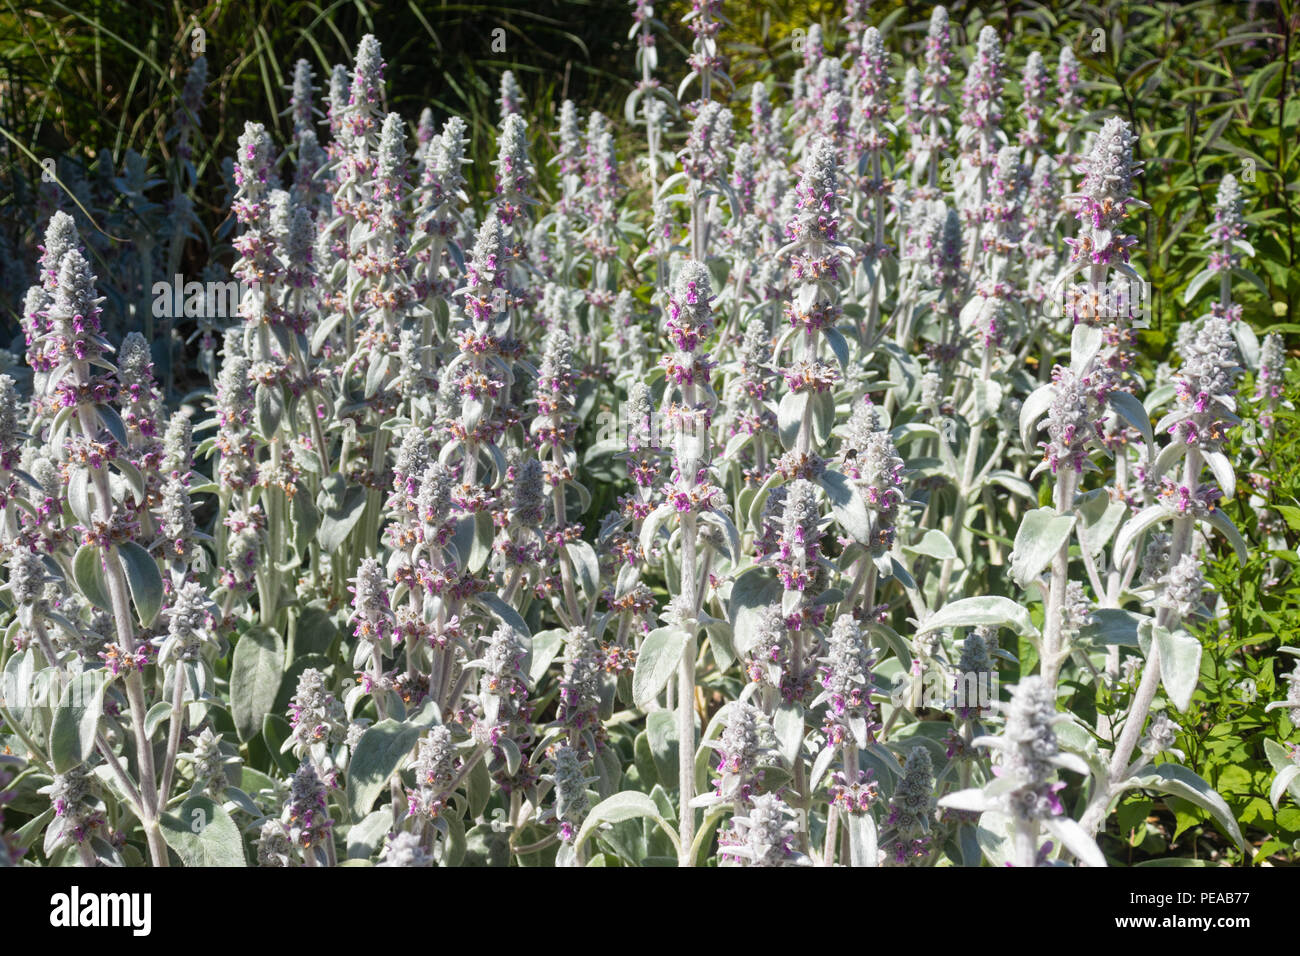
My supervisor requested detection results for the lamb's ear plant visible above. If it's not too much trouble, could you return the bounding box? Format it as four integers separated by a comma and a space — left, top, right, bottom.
0, 4, 1291, 870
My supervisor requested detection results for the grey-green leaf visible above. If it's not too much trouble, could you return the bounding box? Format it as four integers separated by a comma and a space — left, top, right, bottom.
317, 484, 367, 552
846, 811, 878, 867
818, 469, 872, 545
1154, 626, 1202, 712
1270, 765, 1300, 810
528, 629, 566, 687
49, 668, 110, 773
773, 701, 804, 766
230, 626, 285, 743
1010, 508, 1076, 588
1019, 383, 1055, 453
346, 718, 422, 820
1108, 390, 1154, 448
160, 795, 247, 866
905, 528, 957, 561
729, 567, 782, 657
915, 596, 1040, 639
117, 541, 163, 626
632, 627, 691, 707
777, 390, 809, 451
1124, 764, 1247, 853
255, 383, 285, 437
72, 543, 112, 612
645, 710, 679, 786
565, 540, 601, 602
475, 592, 531, 639
290, 490, 320, 557
347, 810, 393, 860
575, 790, 680, 857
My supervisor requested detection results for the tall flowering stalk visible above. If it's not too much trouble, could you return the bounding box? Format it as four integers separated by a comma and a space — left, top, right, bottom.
941, 677, 1103, 867
1034, 118, 1147, 688
956, 26, 1006, 274
681, 0, 724, 108
851, 27, 893, 346
1055, 46, 1084, 206
813, 614, 880, 865
629, 0, 671, 190
660, 260, 724, 864
41, 240, 170, 864
917, 6, 954, 192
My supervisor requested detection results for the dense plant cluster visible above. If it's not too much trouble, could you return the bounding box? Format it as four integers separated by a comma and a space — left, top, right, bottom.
0, 1, 1296, 868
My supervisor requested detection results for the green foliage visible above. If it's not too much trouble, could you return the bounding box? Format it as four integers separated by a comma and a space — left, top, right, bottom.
1167, 361, 1300, 863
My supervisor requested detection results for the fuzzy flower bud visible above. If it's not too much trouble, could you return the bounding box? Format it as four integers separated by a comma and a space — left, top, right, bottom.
162, 413, 193, 479
925, 7, 952, 76
185, 728, 237, 798
493, 113, 535, 227
1169, 316, 1241, 454
1255, 332, 1285, 432
708, 702, 779, 806
350, 557, 394, 646
720, 792, 810, 867
498, 69, 523, 119
8, 548, 48, 610
1139, 712, 1182, 759
288, 667, 347, 755
887, 745, 936, 859
504, 456, 544, 531
662, 259, 716, 392
816, 614, 878, 747
475, 625, 530, 731
683, 101, 734, 188
545, 745, 595, 844
378, 830, 432, 867
960, 26, 1005, 143
285, 760, 332, 850
1041, 367, 1103, 474
409, 725, 456, 818
1057, 46, 1082, 113
156, 580, 215, 665
349, 35, 386, 127
40, 765, 104, 850
256, 819, 293, 867
849, 428, 904, 556
556, 627, 603, 745
991, 676, 1068, 823
1019, 51, 1048, 148
375, 112, 409, 200
955, 627, 997, 717
288, 59, 315, 134
1154, 553, 1204, 620
1067, 117, 1143, 267
776, 479, 822, 592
